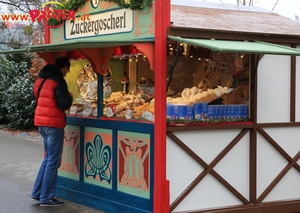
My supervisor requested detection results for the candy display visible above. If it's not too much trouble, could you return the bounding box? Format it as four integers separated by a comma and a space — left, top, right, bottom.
103, 91, 154, 121
66, 62, 98, 117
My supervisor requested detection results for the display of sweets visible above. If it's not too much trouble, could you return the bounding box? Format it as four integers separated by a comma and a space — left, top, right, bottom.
207, 104, 248, 121
166, 102, 248, 122
173, 104, 194, 120
194, 102, 208, 121
166, 103, 177, 120
167, 103, 195, 121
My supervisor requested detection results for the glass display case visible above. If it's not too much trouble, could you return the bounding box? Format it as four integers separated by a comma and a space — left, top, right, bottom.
103, 55, 155, 121
64, 44, 250, 124
65, 59, 97, 117
64, 49, 155, 121
166, 42, 250, 124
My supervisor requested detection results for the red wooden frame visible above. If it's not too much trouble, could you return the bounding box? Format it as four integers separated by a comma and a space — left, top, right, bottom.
154, 1, 170, 213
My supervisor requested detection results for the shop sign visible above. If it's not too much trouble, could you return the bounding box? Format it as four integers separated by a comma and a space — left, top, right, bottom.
65, 8, 133, 39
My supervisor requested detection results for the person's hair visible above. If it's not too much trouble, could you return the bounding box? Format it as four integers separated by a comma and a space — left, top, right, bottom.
55, 57, 70, 69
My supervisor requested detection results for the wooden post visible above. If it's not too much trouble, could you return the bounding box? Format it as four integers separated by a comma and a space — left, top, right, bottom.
44, 7, 50, 45
154, 0, 170, 213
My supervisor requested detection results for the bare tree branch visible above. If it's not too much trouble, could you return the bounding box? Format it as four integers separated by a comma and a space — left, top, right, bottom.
0, 0, 47, 13
0, 0, 46, 48
271, 0, 280, 12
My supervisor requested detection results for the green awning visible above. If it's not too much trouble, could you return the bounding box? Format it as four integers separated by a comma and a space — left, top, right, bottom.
168, 36, 300, 56
0, 48, 29, 54
27, 39, 142, 52
0, 38, 153, 54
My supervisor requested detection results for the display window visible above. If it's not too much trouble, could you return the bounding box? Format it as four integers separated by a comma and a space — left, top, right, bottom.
103, 53, 155, 121
64, 47, 155, 121
64, 43, 250, 123
65, 58, 97, 117
166, 42, 250, 124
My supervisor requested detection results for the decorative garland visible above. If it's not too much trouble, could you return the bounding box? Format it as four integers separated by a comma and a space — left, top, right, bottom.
106, 0, 153, 10
47, 0, 153, 26
47, 0, 86, 26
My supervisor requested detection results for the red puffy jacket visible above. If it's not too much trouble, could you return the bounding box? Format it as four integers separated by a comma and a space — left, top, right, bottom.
33, 64, 73, 129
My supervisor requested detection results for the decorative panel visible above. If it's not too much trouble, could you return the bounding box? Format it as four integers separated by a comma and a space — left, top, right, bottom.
84, 127, 113, 189
117, 130, 151, 199
59, 125, 80, 180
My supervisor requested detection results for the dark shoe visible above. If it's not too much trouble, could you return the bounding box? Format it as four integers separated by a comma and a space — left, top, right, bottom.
31, 197, 39, 201
40, 198, 64, 207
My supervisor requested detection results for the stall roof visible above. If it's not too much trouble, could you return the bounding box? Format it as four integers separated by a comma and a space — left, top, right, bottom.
1, 2, 300, 55
168, 36, 300, 56
170, 1, 300, 37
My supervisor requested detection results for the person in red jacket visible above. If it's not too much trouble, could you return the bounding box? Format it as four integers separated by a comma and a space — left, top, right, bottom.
31, 57, 73, 207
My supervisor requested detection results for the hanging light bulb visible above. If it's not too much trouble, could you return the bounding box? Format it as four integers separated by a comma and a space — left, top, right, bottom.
183, 42, 190, 58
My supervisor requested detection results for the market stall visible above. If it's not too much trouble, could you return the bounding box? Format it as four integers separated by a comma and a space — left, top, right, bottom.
3, 0, 300, 213
165, 1, 300, 213
23, 1, 162, 213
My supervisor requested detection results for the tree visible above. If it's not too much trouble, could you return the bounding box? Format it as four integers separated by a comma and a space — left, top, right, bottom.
0, 21, 32, 49
0, 60, 35, 129
0, 0, 46, 13
29, 29, 45, 80
0, 0, 46, 129
235, 0, 253, 6
0, 0, 45, 50
0, 22, 33, 68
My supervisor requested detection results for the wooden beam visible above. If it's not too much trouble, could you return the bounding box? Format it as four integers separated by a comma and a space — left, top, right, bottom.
154, 0, 170, 212
79, 48, 115, 75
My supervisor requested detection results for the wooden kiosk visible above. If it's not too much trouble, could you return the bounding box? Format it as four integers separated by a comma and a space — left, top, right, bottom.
8, 1, 300, 213
29, 1, 169, 213
165, 2, 300, 213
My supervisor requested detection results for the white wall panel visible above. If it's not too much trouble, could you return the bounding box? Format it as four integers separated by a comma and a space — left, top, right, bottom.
167, 135, 204, 204
173, 173, 243, 212
257, 133, 289, 197
214, 132, 250, 199
257, 55, 290, 123
257, 127, 300, 201
167, 129, 248, 211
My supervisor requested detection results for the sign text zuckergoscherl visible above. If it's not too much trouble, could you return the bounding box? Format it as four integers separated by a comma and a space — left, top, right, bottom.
65, 8, 133, 39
